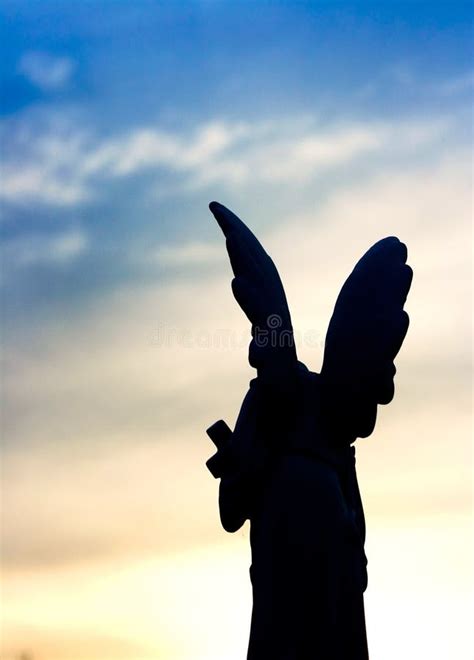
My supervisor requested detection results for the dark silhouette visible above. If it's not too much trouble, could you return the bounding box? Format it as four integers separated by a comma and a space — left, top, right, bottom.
206, 201, 412, 659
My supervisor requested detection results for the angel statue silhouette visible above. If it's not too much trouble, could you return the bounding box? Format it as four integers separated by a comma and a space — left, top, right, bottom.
205, 201, 412, 659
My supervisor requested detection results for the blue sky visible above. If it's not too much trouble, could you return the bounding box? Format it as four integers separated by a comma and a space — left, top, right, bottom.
0, 1, 472, 347
1, 3, 472, 660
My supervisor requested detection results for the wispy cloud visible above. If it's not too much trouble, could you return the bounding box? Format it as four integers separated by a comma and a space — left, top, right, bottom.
154, 241, 224, 268
18, 51, 75, 90
0, 112, 453, 208
1, 116, 90, 206
90, 122, 250, 177
2, 228, 87, 272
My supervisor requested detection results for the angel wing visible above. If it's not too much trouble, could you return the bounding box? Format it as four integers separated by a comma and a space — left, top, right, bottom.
208, 202, 301, 527
209, 201, 297, 380
320, 237, 413, 442
208, 202, 412, 446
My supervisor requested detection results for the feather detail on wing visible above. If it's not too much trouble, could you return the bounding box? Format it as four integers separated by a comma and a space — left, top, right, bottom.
320, 237, 413, 442
209, 201, 297, 379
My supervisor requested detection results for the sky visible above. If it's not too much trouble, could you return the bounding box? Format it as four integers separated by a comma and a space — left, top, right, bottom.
0, 2, 472, 659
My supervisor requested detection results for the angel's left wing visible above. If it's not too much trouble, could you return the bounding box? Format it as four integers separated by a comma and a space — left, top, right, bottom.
320, 237, 413, 443
209, 201, 297, 381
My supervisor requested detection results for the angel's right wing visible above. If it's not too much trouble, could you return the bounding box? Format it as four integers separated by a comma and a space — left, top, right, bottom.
320, 237, 413, 443
207, 203, 301, 530
209, 201, 297, 383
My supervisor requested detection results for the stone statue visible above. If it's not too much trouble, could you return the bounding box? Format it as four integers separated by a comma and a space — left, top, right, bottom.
205, 201, 412, 659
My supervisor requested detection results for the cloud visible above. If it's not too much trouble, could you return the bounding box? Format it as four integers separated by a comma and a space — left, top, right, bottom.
153, 241, 224, 268
0, 111, 454, 208
1, 116, 90, 206
89, 121, 250, 177
83, 115, 451, 189
1, 229, 88, 273
18, 51, 75, 90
